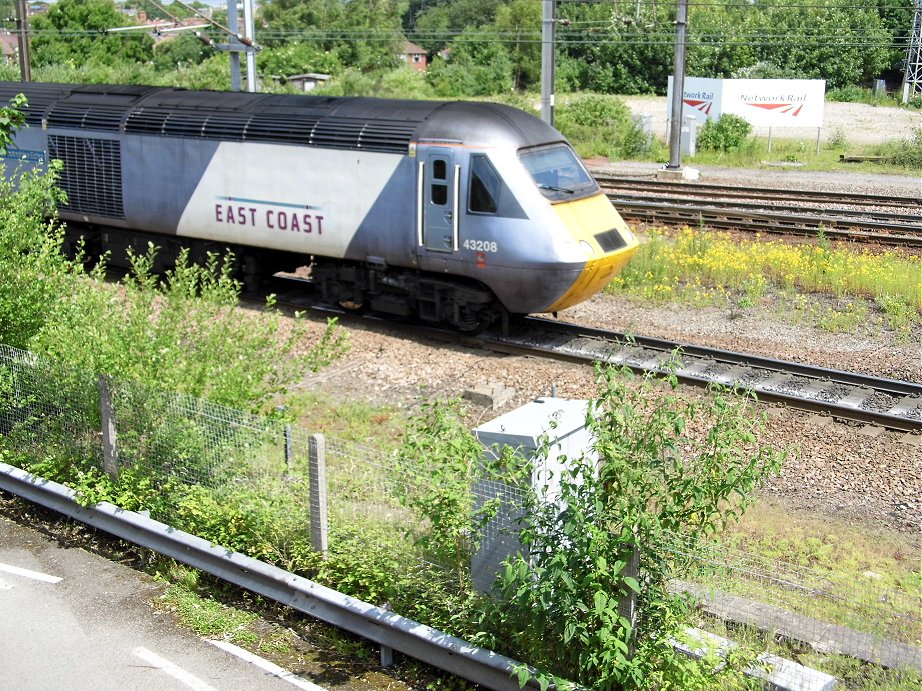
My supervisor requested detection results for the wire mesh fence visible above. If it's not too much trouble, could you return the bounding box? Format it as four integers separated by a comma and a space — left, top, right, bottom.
1, 343, 919, 687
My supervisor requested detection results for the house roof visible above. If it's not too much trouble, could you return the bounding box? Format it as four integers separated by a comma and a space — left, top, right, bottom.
403, 40, 426, 55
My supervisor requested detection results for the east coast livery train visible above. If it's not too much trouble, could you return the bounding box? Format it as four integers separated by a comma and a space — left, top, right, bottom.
0, 81, 638, 330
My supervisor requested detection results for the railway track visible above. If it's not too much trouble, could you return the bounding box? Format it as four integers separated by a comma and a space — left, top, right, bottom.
596, 176, 921, 210
596, 176, 922, 246
473, 317, 922, 433
272, 278, 921, 433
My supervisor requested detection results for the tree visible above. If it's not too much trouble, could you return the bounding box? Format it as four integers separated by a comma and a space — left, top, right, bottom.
687, 1, 756, 78
872, 0, 914, 84
409, 0, 502, 51
258, 0, 403, 71
30, 0, 154, 68
152, 34, 213, 71
492, 0, 540, 91
749, 0, 892, 89
557, 2, 674, 94
258, 42, 342, 81
425, 27, 515, 97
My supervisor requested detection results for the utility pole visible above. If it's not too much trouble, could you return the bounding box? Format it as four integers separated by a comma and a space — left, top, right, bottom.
541, 0, 555, 126
903, 0, 922, 103
666, 0, 689, 170
14, 0, 30, 82
242, 0, 257, 92
192, 0, 257, 92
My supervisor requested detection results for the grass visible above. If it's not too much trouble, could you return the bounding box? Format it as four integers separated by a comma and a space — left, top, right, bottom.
608, 226, 922, 338
682, 136, 922, 175
686, 499, 922, 690
713, 500, 921, 641
284, 391, 406, 448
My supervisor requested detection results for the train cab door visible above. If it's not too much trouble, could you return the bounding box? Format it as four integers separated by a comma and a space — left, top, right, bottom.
418, 148, 459, 254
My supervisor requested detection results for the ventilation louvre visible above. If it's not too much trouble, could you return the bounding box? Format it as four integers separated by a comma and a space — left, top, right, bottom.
49, 135, 124, 219
125, 109, 414, 154
0, 83, 75, 125
245, 113, 319, 144
46, 104, 126, 132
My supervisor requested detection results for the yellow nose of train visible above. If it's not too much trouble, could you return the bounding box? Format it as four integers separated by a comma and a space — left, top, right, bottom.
545, 192, 639, 312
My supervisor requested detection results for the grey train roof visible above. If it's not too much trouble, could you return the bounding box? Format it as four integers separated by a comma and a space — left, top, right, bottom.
0, 81, 564, 154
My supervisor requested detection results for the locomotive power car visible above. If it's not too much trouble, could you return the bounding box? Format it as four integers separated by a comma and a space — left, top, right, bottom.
0, 81, 638, 330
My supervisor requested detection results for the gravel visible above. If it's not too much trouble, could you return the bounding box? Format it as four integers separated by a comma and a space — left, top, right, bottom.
293, 145, 920, 546
300, 292, 919, 543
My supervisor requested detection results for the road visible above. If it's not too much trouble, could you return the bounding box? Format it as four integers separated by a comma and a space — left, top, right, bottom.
0, 514, 322, 691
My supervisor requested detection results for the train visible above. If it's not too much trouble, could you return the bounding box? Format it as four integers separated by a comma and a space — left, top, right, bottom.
0, 81, 638, 331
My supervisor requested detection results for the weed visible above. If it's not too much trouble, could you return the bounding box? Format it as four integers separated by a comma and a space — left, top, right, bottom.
608, 227, 921, 332
877, 293, 918, 337
828, 128, 850, 150
816, 298, 869, 332
160, 573, 261, 645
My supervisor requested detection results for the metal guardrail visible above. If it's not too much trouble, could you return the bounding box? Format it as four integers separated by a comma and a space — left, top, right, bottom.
0, 461, 542, 691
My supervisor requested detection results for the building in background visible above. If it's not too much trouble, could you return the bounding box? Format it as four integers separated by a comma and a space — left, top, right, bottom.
400, 40, 427, 72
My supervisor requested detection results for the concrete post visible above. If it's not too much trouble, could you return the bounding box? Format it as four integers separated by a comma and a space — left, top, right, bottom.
309, 433, 328, 559
98, 376, 118, 479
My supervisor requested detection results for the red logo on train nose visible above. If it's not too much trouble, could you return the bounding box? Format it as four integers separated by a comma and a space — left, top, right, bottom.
475, 251, 487, 268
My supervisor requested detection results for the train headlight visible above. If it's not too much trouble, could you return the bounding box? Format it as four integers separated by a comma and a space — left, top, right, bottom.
579, 240, 595, 258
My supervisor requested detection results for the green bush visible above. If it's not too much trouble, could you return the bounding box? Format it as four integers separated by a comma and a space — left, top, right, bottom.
30, 245, 348, 412
825, 85, 867, 103
556, 94, 654, 159
697, 114, 753, 152
556, 95, 633, 128
878, 128, 922, 168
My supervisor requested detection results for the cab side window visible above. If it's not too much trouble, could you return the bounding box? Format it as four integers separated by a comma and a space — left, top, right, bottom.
468, 155, 500, 214
431, 159, 448, 205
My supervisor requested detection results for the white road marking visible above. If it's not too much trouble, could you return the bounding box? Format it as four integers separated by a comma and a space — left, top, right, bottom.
0, 561, 62, 584
206, 639, 329, 691
132, 647, 217, 691
0, 577, 12, 590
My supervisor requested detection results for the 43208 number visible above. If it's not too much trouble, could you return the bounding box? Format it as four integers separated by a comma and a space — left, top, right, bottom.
462, 239, 498, 252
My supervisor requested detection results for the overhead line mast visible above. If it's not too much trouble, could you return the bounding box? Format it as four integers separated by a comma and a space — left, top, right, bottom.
904, 0, 922, 102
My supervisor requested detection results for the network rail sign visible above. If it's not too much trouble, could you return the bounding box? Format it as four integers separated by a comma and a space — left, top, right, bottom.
667, 77, 826, 128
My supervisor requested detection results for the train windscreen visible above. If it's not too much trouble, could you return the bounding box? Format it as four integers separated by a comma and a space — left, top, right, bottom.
519, 145, 598, 201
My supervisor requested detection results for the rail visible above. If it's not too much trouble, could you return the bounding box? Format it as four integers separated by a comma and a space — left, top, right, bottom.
596, 176, 922, 246
478, 317, 922, 433
595, 176, 921, 210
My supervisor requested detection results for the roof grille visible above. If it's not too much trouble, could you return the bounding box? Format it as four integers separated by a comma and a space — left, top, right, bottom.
0, 83, 74, 125
124, 108, 170, 135
202, 113, 252, 141
125, 108, 413, 153
46, 104, 125, 132
49, 134, 124, 219
245, 113, 319, 144
162, 112, 207, 138
355, 122, 418, 153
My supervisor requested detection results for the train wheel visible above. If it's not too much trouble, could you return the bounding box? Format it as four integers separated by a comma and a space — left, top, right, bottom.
454, 304, 499, 333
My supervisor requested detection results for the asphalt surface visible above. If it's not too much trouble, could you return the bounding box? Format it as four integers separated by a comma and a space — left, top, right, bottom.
0, 515, 308, 691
